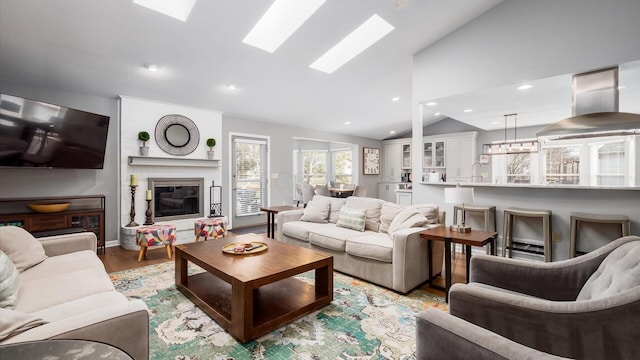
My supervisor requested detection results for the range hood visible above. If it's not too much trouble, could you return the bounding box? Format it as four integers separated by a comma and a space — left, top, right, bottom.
536, 67, 640, 139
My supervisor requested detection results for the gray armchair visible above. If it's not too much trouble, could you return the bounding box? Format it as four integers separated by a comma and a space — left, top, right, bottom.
416, 235, 640, 360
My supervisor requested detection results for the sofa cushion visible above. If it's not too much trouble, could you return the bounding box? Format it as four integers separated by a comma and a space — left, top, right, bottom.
387, 208, 428, 237
409, 204, 440, 224
345, 233, 393, 263
577, 241, 640, 301
328, 197, 347, 224
345, 197, 383, 231
308, 224, 360, 252
300, 197, 331, 223
0, 308, 47, 341
0, 226, 47, 273
0, 250, 19, 309
15, 250, 115, 313
336, 207, 367, 232
379, 202, 405, 234
32, 291, 129, 322
282, 221, 329, 241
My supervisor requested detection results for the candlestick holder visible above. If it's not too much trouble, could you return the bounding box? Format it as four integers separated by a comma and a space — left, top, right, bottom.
144, 199, 154, 225
126, 185, 139, 227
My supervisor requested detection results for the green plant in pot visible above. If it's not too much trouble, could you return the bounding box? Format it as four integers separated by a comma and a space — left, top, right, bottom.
206, 138, 216, 159
138, 131, 150, 156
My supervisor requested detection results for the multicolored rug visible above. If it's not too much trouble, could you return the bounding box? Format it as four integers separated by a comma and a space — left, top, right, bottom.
110, 262, 447, 359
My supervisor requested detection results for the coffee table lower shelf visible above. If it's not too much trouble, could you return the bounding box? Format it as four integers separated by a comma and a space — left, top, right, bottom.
177, 271, 331, 342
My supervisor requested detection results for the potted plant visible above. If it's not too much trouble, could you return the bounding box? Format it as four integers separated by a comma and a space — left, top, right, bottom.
138, 131, 150, 156
206, 138, 216, 160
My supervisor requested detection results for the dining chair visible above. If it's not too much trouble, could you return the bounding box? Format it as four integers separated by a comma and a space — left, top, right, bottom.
301, 183, 316, 207
315, 184, 330, 196
293, 183, 304, 207
353, 185, 367, 197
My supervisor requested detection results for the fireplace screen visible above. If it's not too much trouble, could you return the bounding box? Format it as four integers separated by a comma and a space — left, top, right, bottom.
149, 178, 204, 221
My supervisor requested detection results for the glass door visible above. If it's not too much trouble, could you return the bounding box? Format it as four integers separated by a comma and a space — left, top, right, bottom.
231, 135, 268, 227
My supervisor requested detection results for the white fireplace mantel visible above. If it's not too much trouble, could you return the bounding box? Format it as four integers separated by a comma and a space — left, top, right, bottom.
128, 156, 220, 168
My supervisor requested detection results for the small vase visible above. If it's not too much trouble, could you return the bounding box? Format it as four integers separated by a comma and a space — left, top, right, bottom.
139, 146, 149, 156
207, 150, 214, 160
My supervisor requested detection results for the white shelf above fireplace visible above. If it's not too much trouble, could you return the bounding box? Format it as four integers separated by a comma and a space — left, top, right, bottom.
128, 156, 220, 168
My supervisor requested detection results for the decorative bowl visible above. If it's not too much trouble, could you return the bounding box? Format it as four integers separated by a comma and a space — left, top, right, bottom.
28, 202, 71, 213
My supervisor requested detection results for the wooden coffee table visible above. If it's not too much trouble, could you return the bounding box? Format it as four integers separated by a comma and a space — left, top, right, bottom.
174, 233, 333, 343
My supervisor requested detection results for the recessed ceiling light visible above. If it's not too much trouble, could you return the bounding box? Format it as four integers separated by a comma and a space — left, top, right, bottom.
243, 0, 326, 53
226, 84, 238, 91
426, 102, 437, 106
389, 130, 396, 134
144, 63, 159, 71
491, 121, 500, 125
434, 112, 441, 116
392, 97, 400, 102
310, 14, 394, 74
618, 85, 626, 90
344, 121, 351, 125
133, 0, 196, 22
517, 84, 534, 90
463, 109, 473, 113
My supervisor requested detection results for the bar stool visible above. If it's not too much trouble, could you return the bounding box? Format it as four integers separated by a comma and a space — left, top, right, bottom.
569, 212, 630, 258
194, 217, 228, 242
453, 204, 497, 256
502, 208, 552, 262
136, 224, 176, 262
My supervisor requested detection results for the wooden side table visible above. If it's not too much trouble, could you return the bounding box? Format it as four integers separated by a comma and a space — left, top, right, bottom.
260, 205, 298, 239
420, 227, 497, 302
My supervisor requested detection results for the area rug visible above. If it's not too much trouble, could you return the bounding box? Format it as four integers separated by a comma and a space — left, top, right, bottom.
110, 262, 447, 360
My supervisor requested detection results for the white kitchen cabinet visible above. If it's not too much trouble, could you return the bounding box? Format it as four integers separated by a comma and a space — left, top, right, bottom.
445, 133, 477, 183
396, 191, 412, 206
401, 143, 411, 169
383, 142, 403, 182
377, 183, 398, 202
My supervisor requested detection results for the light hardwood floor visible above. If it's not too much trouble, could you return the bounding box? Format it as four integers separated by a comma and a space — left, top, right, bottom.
98, 230, 467, 298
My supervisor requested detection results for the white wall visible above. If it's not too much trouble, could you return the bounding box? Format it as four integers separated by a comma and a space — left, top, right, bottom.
119, 96, 222, 245
411, 0, 640, 260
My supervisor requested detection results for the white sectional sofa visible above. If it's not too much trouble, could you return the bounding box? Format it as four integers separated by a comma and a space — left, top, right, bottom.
276, 195, 445, 293
0, 226, 149, 360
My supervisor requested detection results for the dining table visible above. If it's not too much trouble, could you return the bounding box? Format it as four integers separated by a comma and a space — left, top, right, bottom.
328, 187, 354, 198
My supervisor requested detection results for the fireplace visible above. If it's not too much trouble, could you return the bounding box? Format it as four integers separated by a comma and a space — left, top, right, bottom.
148, 178, 204, 221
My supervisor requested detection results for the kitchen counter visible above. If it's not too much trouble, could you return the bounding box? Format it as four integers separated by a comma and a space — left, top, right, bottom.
420, 181, 639, 191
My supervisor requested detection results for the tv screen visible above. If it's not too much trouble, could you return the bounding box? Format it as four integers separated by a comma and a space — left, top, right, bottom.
0, 94, 110, 169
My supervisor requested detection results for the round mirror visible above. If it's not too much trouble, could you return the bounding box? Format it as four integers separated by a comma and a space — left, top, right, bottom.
165, 124, 190, 147
155, 114, 199, 156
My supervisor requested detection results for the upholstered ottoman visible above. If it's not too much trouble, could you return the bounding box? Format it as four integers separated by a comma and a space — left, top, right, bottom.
194, 217, 228, 242
136, 224, 176, 262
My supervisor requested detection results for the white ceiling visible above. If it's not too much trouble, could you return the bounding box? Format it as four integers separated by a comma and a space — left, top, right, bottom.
422, 59, 640, 131
0, 0, 503, 140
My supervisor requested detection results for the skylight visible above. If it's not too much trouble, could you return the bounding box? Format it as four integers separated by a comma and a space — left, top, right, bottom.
243, 0, 327, 53
309, 14, 394, 74
133, 0, 196, 22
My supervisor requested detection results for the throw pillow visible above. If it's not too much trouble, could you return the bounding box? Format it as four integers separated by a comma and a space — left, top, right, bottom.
577, 241, 640, 301
0, 226, 47, 273
328, 197, 347, 224
409, 204, 440, 224
336, 207, 367, 232
379, 202, 404, 233
0, 250, 20, 309
300, 197, 331, 223
387, 207, 428, 237
0, 308, 48, 341
344, 197, 383, 232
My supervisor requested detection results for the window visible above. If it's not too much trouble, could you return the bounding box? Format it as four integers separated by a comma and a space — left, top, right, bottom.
506, 153, 532, 184
593, 140, 626, 186
233, 136, 267, 217
544, 146, 581, 185
332, 149, 352, 184
303, 151, 327, 186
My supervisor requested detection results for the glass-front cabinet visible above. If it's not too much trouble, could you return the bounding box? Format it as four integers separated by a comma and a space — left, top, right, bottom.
423, 141, 445, 168
402, 144, 411, 169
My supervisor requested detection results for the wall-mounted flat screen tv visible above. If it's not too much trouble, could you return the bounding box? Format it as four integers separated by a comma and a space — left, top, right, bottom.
0, 93, 110, 169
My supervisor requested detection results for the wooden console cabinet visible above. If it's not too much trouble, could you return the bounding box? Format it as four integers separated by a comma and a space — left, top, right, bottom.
0, 195, 105, 254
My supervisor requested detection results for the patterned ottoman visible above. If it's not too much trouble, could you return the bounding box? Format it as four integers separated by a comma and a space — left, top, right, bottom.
136, 224, 176, 262
194, 217, 228, 242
